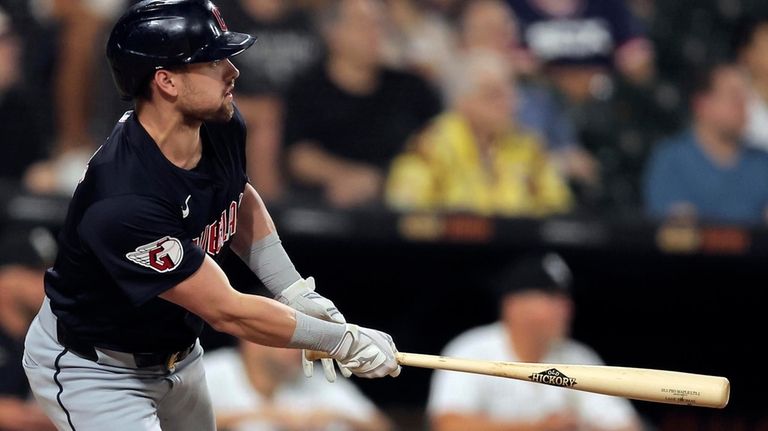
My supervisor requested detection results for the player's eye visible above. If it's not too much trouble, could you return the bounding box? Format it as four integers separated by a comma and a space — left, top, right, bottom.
211, 59, 222, 68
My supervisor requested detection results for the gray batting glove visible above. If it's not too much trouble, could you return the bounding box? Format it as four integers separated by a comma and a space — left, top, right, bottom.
329, 324, 401, 378
277, 277, 352, 381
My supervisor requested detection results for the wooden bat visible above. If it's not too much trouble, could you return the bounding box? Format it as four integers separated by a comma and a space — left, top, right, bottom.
306, 351, 730, 408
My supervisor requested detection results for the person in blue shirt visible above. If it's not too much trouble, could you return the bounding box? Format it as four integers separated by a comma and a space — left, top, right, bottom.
643, 62, 768, 225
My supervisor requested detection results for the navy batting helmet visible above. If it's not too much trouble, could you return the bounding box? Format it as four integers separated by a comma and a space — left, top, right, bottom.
106, 0, 256, 100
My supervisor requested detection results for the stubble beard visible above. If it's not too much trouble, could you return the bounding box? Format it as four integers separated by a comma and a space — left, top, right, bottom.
178, 77, 235, 123
181, 97, 234, 123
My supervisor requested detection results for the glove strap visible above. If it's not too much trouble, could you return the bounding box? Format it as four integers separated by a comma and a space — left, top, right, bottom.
276, 277, 315, 305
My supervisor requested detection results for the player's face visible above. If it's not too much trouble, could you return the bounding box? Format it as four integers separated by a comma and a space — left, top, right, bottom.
176, 59, 240, 123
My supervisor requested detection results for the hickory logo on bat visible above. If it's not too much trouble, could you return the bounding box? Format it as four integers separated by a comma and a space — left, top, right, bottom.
529, 368, 578, 388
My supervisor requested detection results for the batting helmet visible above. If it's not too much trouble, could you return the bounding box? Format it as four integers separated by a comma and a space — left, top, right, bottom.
106, 0, 256, 100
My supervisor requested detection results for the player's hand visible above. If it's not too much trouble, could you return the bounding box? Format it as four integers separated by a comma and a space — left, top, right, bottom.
329, 324, 401, 378
276, 277, 351, 381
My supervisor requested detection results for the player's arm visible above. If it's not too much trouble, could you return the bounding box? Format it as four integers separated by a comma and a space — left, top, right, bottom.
229, 183, 339, 316
159, 255, 400, 378
230, 183, 350, 380
159, 256, 295, 346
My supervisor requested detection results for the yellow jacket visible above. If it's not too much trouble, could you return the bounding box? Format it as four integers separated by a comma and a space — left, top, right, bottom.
386, 112, 573, 217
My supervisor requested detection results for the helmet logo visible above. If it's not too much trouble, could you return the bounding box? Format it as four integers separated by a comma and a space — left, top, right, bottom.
211, 7, 228, 31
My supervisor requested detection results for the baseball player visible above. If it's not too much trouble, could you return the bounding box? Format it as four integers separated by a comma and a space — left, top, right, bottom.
22, 1, 401, 430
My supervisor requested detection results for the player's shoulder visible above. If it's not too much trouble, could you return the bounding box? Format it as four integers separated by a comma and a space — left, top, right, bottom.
77, 111, 160, 197
441, 322, 506, 358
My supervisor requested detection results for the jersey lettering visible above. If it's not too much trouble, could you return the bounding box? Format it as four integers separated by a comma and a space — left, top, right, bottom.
192, 198, 239, 256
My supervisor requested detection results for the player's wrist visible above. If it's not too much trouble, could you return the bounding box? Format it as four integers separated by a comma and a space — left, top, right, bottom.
288, 311, 347, 353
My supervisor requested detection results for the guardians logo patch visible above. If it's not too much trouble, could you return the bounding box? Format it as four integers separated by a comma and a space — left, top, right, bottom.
529, 368, 578, 388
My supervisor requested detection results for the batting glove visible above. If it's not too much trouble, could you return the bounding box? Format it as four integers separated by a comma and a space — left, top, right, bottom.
329, 324, 402, 378
277, 277, 351, 381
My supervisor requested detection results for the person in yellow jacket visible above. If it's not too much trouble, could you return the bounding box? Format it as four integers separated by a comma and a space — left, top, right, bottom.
386, 50, 573, 217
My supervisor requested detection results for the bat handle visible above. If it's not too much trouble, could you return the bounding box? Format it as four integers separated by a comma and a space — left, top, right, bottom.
304, 350, 407, 363
304, 350, 329, 361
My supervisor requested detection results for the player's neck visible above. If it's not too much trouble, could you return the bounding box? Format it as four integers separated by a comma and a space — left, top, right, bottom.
136, 102, 203, 170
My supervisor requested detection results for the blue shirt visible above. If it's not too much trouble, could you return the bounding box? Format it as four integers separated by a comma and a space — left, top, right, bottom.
517, 82, 578, 151
643, 129, 768, 224
45, 107, 248, 353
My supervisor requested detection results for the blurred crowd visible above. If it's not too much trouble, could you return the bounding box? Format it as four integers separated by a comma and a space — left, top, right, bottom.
3, 0, 768, 225
4, 2, 764, 429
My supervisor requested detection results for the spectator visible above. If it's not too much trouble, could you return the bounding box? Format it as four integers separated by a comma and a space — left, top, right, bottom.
0, 228, 56, 431
508, 0, 655, 101
643, 63, 768, 224
427, 252, 642, 431
456, 0, 600, 192
502, 1, 680, 212
381, 0, 455, 84
284, 0, 442, 208
203, 341, 392, 431
386, 50, 572, 217
23, 0, 132, 196
217, 0, 323, 200
736, 15, 768, 152
0, 7, 46, 184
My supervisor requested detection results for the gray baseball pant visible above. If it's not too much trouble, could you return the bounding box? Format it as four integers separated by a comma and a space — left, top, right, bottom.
22, 297, 216, 431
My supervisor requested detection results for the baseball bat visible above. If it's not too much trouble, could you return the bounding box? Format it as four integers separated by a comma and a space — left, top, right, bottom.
306, 351, 730, 408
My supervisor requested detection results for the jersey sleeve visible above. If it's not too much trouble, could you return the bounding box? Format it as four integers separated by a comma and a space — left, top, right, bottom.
78, 195, 206, 306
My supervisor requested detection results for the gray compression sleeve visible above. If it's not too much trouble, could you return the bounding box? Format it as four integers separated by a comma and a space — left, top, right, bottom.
289, 311, 346, 353
242, 231, 302, 297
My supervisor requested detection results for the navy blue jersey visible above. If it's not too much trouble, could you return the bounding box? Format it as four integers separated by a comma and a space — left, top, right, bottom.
509, 0, 644, 67
45, 107, 248, 353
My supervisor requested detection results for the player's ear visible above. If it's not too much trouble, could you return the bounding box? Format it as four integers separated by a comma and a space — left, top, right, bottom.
153, 69, 181, 99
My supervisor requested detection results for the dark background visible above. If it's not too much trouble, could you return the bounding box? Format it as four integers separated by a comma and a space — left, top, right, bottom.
186, 203, 767, 431
4, 190, 764, 430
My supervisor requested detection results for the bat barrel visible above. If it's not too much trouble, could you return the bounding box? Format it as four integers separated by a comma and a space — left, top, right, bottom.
306, 351, 730, 409
396, 353, 731, 409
